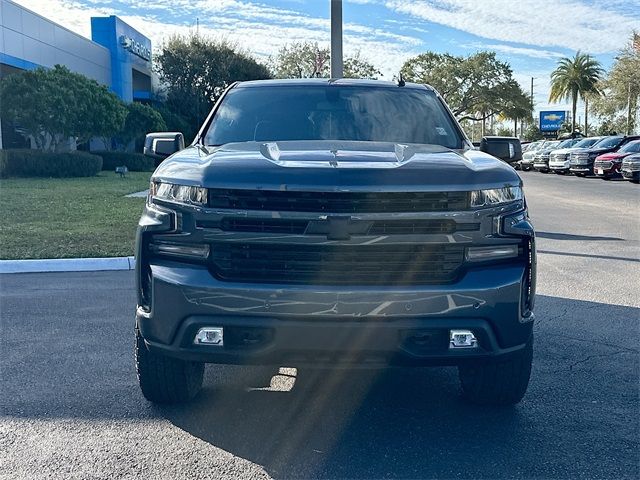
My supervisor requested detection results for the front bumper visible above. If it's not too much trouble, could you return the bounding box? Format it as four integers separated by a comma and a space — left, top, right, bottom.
593, 163, 620, 177
520, 159, 534, 168
136, 260, 535, 366
569, 164, 593, 173
621, 169, 640, 180
549, 162, 569, 171
533, 162, 549, 171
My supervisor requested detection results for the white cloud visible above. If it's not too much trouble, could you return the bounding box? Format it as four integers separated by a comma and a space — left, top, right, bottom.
386, 0, 639, 54
463, 42, 566, 60
12, 0, 422, 79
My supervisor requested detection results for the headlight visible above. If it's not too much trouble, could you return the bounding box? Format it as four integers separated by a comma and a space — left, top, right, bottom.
148, 182, 208, 206
470, 186, 522, 207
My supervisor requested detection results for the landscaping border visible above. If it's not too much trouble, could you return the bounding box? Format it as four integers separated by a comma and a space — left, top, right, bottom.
0, 257, 136, 274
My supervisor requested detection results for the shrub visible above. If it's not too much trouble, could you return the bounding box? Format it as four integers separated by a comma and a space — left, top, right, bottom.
94, 151, 155, 172
0, 149, 103, 178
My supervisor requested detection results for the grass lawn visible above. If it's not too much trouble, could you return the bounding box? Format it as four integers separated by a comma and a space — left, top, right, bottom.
0, 172, 150, 259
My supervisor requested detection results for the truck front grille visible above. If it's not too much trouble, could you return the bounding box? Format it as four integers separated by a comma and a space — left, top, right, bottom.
622, 160, 640, 172
570, 153, 590, 164
550, 153, 567, 162
594, 160, 613, 169
208, 189, 469, 213
208, 218, 480, 235
210, 243, 465, 285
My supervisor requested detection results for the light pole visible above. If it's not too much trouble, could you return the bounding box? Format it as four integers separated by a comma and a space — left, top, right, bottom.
530, 77, 535, 134
627, 82, 632, 135
330, 0, 343, 78
530, 77, 534, 111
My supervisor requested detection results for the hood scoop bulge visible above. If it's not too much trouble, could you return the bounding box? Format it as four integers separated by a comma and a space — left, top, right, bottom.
258, 142, 428, 169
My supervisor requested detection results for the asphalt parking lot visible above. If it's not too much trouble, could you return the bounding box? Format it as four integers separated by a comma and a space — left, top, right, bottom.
1, 171, 638, 480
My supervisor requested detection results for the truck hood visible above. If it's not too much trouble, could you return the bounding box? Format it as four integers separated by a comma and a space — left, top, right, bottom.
597, 152, 630, 160
153, 140, 521, 192
550, 147, 582, 155
572, 147, 614, 155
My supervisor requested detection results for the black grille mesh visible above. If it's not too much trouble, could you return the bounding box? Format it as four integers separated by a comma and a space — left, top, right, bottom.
208, 189, 469, 213
210, 243, 465, 285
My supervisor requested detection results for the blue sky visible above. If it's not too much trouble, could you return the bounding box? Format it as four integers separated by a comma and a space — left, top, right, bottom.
14, 0, 640, 116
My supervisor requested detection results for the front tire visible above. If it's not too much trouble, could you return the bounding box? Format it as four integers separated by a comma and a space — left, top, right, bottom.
135, 328, 204, 404
458, 335, 533, 406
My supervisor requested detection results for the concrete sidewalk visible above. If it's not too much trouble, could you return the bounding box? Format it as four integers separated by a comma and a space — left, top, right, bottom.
0, 257, 136, 274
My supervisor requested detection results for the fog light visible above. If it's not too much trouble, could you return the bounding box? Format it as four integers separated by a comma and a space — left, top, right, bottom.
194, 327, 224, 346
150, 242, 210, 259
466, 245, 518, 261
450, 330, 477, 349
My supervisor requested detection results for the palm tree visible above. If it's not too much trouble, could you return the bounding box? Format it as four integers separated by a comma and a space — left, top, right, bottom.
549, 52, 604, 134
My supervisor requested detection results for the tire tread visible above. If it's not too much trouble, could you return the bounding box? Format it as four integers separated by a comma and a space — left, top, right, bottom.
135, 328, 204, 404
458, 335, 533, 406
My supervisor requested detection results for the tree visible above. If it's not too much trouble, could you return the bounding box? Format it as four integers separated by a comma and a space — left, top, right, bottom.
501, 82, 534, 137
154, 104, 192, 140
270, 42, 381, 79
0, 65, 126, 151
400, 52, 532, 127
591, 34, 640, 135
156, 34, 271, 140
522, 124, 543, 142
343, 51, 382, 79
270, 42, 330, 78
496, 126, 513, 137
117, 103, 167, 151
549, 52, 604, 135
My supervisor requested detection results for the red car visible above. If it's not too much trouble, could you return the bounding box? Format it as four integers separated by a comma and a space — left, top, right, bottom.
594, 140, 640, 179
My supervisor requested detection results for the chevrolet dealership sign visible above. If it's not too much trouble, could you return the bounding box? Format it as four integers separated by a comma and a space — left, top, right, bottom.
540, 111, 566, 132
120, 35, 151, 62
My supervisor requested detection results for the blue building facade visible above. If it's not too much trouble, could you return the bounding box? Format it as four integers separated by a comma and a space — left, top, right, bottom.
91, 16, 152, 102
0, 0, 154, 148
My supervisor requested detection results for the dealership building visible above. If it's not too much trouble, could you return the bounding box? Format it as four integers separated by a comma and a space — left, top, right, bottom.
0, 0, 154, 149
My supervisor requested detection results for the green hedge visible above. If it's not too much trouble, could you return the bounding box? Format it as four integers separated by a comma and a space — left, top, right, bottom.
0, 149, 103, 178
94, 151, 155, 172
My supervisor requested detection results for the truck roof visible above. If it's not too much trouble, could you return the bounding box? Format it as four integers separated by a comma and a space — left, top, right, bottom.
236, 78, 433, 91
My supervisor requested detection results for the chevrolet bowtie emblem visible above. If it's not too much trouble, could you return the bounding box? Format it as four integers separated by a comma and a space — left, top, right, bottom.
306, 216, 372, 240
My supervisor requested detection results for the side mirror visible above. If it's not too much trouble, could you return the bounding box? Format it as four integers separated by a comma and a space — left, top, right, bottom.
479, 136, 522, 163
144, 132, 185, 160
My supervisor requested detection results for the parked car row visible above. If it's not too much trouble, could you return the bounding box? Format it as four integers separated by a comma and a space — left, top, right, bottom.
517, 135, 640, 183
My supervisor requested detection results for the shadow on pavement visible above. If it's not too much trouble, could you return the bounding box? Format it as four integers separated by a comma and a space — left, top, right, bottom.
159, 365, 529, 479
536, 231, 625, 242
538, 250, 640, 263
1, 292, 638, 479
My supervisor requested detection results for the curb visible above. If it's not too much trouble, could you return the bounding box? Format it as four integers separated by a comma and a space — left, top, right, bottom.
0, 256, 136, 274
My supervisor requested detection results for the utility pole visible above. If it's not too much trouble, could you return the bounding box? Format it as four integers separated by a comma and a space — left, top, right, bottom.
530, 77, 534, 111
330, 0, 343, 78
530, 77, 535, 132
627, 82, 632, 135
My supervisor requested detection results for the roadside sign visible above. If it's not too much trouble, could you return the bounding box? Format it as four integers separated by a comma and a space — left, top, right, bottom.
540, 111, 566, 132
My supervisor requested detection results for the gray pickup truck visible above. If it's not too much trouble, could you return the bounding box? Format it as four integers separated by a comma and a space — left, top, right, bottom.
135, 79, 535, 406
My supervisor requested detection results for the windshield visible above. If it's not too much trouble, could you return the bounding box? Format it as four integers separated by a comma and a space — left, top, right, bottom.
619, 140, 640, 153
592, 136, 623, 149
574, 137, 600, 148
204, 85, 464, 149
557, 139, 578, 148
